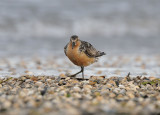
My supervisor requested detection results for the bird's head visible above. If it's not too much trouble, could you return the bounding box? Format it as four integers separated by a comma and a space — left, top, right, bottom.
70, 35, 79, 49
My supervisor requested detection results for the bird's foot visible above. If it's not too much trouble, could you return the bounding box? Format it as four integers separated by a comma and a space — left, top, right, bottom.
68, 74, 77, 78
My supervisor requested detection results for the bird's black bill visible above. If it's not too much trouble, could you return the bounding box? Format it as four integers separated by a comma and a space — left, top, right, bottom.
72, 42, 76, 49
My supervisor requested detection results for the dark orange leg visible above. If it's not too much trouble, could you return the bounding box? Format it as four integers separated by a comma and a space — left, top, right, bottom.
81, 67, 84, 79
70, 67, 84, 79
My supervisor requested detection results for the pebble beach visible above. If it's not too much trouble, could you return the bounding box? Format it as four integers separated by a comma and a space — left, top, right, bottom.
1, 0, 160, 114
0, 55, 160, 115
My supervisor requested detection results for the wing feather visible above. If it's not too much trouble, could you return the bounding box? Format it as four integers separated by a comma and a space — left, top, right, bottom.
80, 41, 105, 57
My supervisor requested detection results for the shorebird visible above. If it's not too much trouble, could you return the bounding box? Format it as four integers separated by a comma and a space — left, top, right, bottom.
64, 35, 106, 79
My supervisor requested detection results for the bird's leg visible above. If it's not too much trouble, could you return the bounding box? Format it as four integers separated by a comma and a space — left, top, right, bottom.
70, 67, 83, 77
81, 67, 84, 79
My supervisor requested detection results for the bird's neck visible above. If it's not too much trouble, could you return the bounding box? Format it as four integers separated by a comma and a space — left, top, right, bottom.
69, 40, 81, 49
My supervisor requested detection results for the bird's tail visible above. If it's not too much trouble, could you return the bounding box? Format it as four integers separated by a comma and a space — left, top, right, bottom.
96, 51, 106, 57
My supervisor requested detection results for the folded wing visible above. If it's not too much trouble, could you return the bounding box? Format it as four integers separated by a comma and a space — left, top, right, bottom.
80, 41, 106, 58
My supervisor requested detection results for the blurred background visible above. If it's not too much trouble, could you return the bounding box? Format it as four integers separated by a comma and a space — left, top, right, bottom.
0, 0, 160, 56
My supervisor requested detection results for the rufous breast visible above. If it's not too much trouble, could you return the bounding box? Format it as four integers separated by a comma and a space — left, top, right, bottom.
66, 41, 95, 67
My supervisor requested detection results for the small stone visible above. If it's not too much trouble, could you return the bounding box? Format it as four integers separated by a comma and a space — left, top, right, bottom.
83, 85, 92, 89
19, 91, 26, 98
43, 102, 53, 112
58, 80, 66, 85
149, 77, 157, 81
71, 79, 79, 84
73, 86, 81, 92
27, 90, 34, 95
127, 92, 135, 99
157, 95, 160, 100
25, 71, 33, 75
20, 76, 27, 81
94, 92, 101, 96
119, 85, 125, 89
117, 94, 124, 99
89, 80, 96, 85
73, 93, 82, 98
46, 79, 52, 83
65, 77, 70, 81
106, 83, 112, 88
30, 76, 38, 81
3, 101, 12, 108
90, 76, 97, 80
59, 90, 66, 96
27, 100, 37, 108
25, 84, 31, 88
119, 89, 126, 95
25, 79, 32, 82
59, 73, 67, 78
109, 93, 116, 98
126, 100, 136, 108
35, 81, 43, 87
97, 70, 102, 74
81, 80, 89, 84
113, 88, 120, 94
